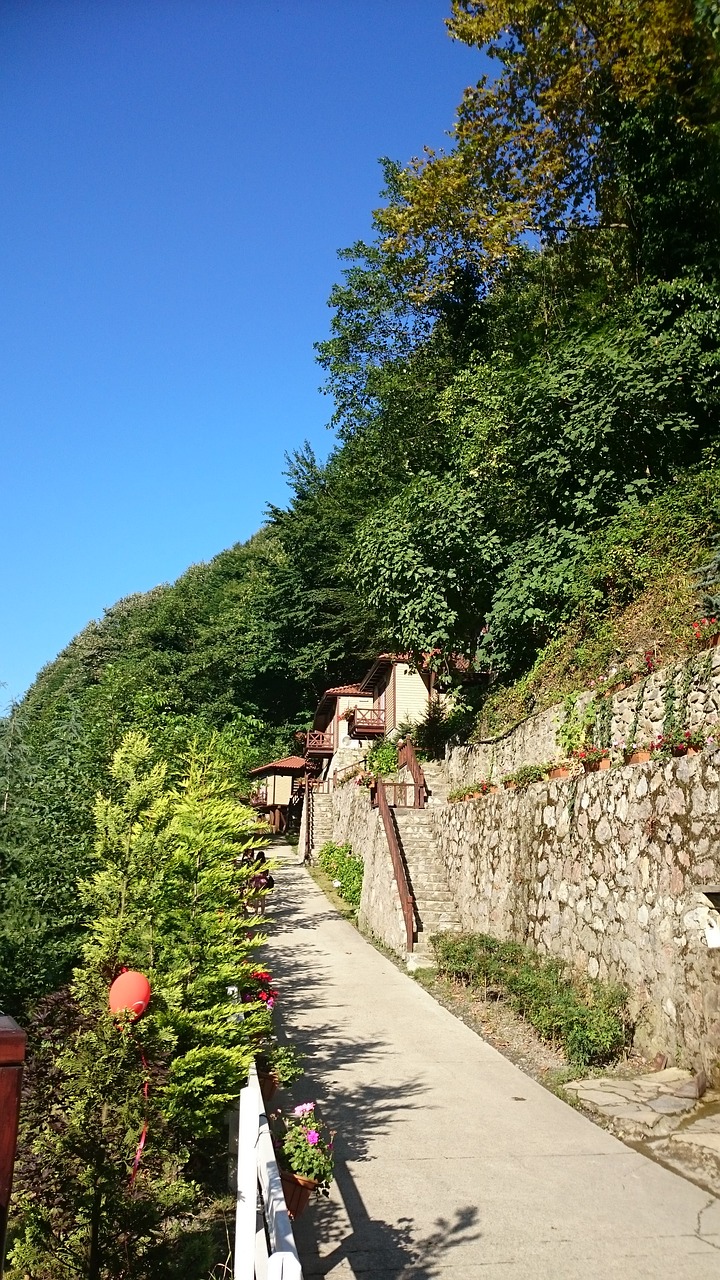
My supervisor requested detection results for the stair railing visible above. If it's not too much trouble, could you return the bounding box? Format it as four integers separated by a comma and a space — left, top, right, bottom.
373, 779, 415, 952
397, 738, 427, 809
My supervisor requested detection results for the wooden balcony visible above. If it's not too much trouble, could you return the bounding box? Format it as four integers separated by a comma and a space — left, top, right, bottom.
306, 730, 334, 756
346, 707, 385, 740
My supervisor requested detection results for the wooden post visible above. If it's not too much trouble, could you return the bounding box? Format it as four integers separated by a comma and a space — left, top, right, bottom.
0, 1016, 26, 1279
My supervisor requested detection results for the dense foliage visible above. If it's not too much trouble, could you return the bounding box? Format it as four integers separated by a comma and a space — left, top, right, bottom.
316, 842, 364, 909
1, 8, 720, 1267
7, 734, 272, 1279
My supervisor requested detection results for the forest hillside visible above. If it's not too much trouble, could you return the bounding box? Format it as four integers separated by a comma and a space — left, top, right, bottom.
2, 0, 720, 1022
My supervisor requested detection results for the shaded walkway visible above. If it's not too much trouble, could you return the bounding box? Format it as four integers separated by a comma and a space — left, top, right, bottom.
265, 856, 720, 1278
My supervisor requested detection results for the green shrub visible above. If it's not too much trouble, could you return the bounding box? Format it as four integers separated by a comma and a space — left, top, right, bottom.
317, 841, 364, 907
366, 738, 398, 777
431, 932, 629, 1067
505, 762, 550, 788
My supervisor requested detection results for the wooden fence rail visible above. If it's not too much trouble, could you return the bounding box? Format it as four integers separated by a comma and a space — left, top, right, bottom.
372, 779, 415, 953
235, 1062, 302, 1280
0, 1016, 26, 1280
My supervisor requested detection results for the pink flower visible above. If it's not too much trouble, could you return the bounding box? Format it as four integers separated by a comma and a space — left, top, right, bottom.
292, 1102, 315, 1117
306, 1129, 319, 1145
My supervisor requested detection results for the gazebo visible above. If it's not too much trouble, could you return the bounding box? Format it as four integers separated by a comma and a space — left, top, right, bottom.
248, 755, 306, 833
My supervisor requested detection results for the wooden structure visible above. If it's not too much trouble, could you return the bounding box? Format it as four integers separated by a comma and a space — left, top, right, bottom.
354, 654, 443, 739
305, 684, 374, 759
248, 756, 305, 833
235, 1060, 302, 1280
0, 1016, 26, 1279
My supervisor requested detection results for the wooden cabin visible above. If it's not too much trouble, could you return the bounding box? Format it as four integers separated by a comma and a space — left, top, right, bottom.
305, 684, 375, 760
350, 654, 442, 740
248, 755, 305, 832
307, 657, 452, 766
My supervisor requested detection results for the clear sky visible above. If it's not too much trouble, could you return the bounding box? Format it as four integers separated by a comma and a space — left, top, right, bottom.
1, 0, 484, 703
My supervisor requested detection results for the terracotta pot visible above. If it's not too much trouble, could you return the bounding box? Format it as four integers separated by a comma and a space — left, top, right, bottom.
489, 785, 499, 794
583, 757, 610, 773
671, 744, 700, 758
503, 780, 517, 790
626, 749, 651, 765
280, 1170, 319, 1219
257, 1070, 279, 1106
549, 765, 570, 780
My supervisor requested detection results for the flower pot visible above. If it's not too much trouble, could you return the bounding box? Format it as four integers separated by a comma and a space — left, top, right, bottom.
626, 749, 651, 765
549, 765, 570, 780
280, 1170, 319, 1219
489, 785, 499, 794
257, 1070, 279, 1106
583, 757, 610, 773
671, 744, 700, 758
503, 780, 516, 790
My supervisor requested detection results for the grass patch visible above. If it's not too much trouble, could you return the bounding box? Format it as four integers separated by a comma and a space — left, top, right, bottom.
431, 932, 631, 1068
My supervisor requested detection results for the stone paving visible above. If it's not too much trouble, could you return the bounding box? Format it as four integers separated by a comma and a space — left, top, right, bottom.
564, 1068, 720, 1196
267, 855, 720, 1278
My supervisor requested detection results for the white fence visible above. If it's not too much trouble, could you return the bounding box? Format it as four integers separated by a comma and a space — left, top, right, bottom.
234, 1062, 303, 1280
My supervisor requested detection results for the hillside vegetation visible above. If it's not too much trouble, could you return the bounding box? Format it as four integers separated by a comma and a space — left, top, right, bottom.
3, 1, 720, 1024
3, 5, 720, 1272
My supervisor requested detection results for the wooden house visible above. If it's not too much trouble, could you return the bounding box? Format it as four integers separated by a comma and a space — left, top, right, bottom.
248, 755, 305, 832
305, 684, 375, 761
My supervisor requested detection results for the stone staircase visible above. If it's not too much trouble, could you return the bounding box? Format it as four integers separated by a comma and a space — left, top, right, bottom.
391, 806, 462, 960
420, 760, 451, 806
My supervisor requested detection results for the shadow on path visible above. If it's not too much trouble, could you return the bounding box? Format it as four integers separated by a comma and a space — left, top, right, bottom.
263, 862, 482, 1278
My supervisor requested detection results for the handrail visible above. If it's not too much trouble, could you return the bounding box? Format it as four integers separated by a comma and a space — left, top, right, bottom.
397, 737, 427, 809
235, 1061, 302, 1280
333, 757, 367, 787
373, 779, 415, 952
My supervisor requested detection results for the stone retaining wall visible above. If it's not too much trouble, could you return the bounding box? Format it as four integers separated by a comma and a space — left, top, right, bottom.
325, 780, 408, 956
446, 646, 720, 787
430, 751, 720, 1076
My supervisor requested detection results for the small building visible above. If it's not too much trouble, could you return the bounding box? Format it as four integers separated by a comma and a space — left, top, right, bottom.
305, 684, 375, 761
351, 654, 441, 740
248, 755, 306, 832
306, 656, 452, 769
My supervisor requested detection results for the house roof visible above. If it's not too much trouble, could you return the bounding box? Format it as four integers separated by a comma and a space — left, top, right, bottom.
248, 755, 306, 776
323, 683, 364, 696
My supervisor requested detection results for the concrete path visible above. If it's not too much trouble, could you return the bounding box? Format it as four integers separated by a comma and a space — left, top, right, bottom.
265, 857, 720, 1278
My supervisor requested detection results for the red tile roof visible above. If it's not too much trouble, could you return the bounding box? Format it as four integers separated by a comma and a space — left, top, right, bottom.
323, 683, 364, 696
248, 755, 306, 776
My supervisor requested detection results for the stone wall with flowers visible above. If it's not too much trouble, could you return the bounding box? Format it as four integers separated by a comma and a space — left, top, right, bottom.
430, 750, 720, 1075
446, 645, 720, 788
328, 778, 408, 956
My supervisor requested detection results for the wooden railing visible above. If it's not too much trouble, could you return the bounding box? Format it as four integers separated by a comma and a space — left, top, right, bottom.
397, 737, 427, 809
1, 1016, 26, 1280
346, 708, 385, 738
305, 730, 334, 754
333, 757, 367, 787
372, 779, 415, 953
379, 782, 414, 808
234, 1061, 302, 1280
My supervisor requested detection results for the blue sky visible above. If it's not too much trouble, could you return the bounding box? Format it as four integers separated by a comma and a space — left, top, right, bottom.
1, 1, 483, 702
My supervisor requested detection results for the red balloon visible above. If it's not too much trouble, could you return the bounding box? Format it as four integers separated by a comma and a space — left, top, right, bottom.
109, 970, 151, 1022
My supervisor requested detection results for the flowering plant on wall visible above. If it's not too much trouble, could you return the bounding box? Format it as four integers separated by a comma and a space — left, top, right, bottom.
272, 1102, 335, 1192
650, 727, 706, 757
692, 616, 720, 644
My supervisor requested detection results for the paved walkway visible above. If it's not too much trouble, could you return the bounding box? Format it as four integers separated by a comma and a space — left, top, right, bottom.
265, 856, 720, 1278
